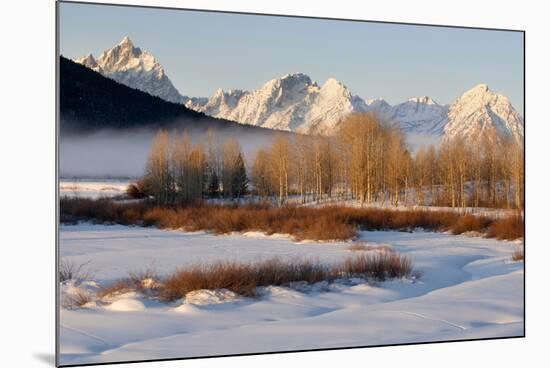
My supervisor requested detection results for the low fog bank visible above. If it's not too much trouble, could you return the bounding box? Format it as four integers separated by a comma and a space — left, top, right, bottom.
60, 126, 280, 178
405, 132, 442, 154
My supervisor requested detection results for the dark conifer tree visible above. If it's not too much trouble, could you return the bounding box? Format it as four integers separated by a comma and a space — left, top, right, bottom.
232, 153, 249, 198
208, 171, 220, 198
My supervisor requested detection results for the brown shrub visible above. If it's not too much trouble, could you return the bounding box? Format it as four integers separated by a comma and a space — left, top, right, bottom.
486, 214, 524, 240
342, 252, 412, 280
292, 214, 356, 241
330, 206, 459, 232
59, 260, 92, 282
60, 198, 524, 241
162, 262, 258, 299
98, 267, 162, 298
160, 253, 413, 301
97, 279, 134, 298
62, 291, 93, 309
126, 180, 148, 199
450, 214, 491, 235
60, 197, 147, 225
512, 247, 524, 261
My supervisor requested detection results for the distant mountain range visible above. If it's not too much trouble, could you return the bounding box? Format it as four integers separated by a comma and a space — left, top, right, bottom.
74, 37, 524, 146
60, 55, 286, 141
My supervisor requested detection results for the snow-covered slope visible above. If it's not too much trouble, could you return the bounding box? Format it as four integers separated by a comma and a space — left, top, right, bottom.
75, 37, 185, 104
305, 78, 369, 134
386, 97, 448, 135
443, 84, 524, 143
194, 73, 369, 134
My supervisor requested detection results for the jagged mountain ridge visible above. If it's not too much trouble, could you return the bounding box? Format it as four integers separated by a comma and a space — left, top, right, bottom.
193, 76, 523, 144
188, 73, 369, 134
73, 37, 523, 144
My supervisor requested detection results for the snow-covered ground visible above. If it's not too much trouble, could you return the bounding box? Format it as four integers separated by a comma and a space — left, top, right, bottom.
60, 178, 520, 220
59, 224, 523, 365
60, 179, 134, 199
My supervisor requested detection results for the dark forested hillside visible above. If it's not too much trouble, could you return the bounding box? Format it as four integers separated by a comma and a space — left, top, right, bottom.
58, 56, 278, 135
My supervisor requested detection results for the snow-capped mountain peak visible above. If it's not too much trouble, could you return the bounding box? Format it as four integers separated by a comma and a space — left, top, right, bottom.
75, 54, 98, 69
322, 77, 346, 90
197, 88, 247, 116
366, 98, 391, 110
74, 36, 184, 104
119, 35, 132, 46
385, 96, 448, 136
443, 84, 524, 143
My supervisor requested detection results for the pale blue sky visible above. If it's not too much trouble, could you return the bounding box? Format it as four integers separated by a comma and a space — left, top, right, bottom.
59, 2, 524, 112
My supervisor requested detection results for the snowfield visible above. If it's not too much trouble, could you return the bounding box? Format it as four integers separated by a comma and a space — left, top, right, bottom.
60, 179, 134, 199
59, 224, 523, 365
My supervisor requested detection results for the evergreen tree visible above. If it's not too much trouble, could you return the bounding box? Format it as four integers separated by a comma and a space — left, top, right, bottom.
208, 170, 220, 198
232, 153, 249, 198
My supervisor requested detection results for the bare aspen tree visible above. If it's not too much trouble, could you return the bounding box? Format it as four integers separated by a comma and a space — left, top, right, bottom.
322, 136, 335, 199
401, 149, 413, 205
188, 145, 207, 201
206, 128, 222, 197
171, 131, 192, 203
270, 135, 291, 206
509, 141, 524, 209
294, 134, 310, 204
451, 136, 469, 208
471, 139, 483, 207
385, 128, 405, 206
221, 139, 242, 198
414, 148, 428, 205
425, 145, 438, 205
144, 130, 173, 205
482, 128, 500, 207
252, 149, 274, 198
438, 140, 456, 207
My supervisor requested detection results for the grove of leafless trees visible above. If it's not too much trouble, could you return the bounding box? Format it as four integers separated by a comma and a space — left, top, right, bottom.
143, 113, 524, 209
143, 130, 248, 205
